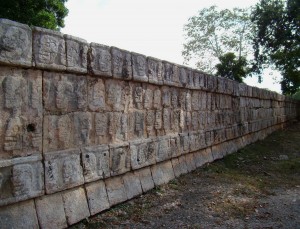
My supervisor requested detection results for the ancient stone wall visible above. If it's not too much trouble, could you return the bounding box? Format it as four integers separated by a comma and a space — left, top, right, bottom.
0, 19, 298, 228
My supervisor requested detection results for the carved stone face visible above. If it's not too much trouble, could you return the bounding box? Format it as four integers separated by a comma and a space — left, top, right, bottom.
136, 56, 145, 76
12, 164, 33, 196
99, 49, 111, 72
38, 35, 59, 64
3, 77, 23, 109
1, 27, 19, 51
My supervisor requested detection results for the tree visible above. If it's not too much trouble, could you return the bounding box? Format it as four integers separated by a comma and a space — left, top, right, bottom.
252, 0, 300, 95
182, 6, 254, 74
216, 52, 248, 83
0, 0, 69, 30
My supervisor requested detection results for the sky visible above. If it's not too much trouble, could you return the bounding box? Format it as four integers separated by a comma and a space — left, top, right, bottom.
62, 0, 282, 93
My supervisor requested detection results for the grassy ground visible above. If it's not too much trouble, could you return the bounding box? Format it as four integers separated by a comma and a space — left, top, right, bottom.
71, 121, 300, 228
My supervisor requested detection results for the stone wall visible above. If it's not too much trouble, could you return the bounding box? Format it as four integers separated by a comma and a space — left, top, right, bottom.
0, 19, 298, 228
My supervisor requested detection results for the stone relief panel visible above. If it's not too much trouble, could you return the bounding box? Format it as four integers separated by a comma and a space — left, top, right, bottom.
111, 47, 132, 80
44, 149, 84, 194
109, 143, 130, 176
153, 88, 162, 109
156, 136, 171, 162
73, 112, 92, 146
178, 66, 188, 87
163, 61, 179, 87
88, 78, 106, 112
128, 111, 145, 139
147, 57, 163, 85
146, 110, 156, 137
131, 83, 144, 110
95, 113, 109, 145
171, 109, 180, 133
81, 145, 110, 182
171, 88, 179, 109
132, 53, 148, 82
169, 134, 181, 158
64, 34, 88, 73
130, 139, 156, 170
163, 108, 171, 134
162, 86, 171, 108
0, 68, 43, 159
33, 27, 66, 70
154, 110, 163, 135
144, 86, 154, 110
179, 133, 190, 154
0, 19, 32, 67
105, 79, 129, 112
192, 91, 200, 111
0, 155, 44, 206
89, 43, 112, 77
43, 72, 87, 112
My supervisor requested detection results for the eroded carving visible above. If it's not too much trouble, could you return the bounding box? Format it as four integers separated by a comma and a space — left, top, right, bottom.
147, 57, 163, 84
112, 47, 132, 80
110, 144, 130, 176
89, 43, 112, 76
88, 78, 106, 111
130, 139, 156, 169
132, 53, 147, 82
74, 112, 92, 146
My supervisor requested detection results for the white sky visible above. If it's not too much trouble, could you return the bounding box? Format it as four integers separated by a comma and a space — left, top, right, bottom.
62, 0, 282, 93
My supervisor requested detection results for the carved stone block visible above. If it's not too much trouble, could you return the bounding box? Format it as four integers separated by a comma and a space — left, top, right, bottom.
89, 43, 112, 77
105, 176, 127, 206
73, 112, 92, 146
169, 134, 181, 158
171, 109, 180, 133
85, 180, 110, 215
0, 68, 43, 159
151, 161, 175, 186
128, 111, 145, 139
179, 133, 190, 154
111, 47, 132, 80
132, 83, 144, 109
192, 91, 200, 111
146, 110, 156, 137
178, 66, 188, 87
82, 145, 110, 183
185, 153, 196, 172
109, 143, 130, 176
0, 155, 44, 206
153, 88, 162, 109
134, 167, 154, 193
162, 61, 179, 87
44, 149, 84, 194
0, 19, 32, 67
43, 72, 87, 112
156, 136, 171, 162
163, 108, 171, 133
144, 86, 154, 109
191, 112, 199, 131
132, 52, 148, 82
162, 86, 171, 107
147, 57, 163, 85
64, 34, 88, 73
105, 79, 128, 111
171, 157, 188, 177
123, 172, 143, 199
33, 27, 66, 70
88, 77, 106, 111
130, 139, 156, 170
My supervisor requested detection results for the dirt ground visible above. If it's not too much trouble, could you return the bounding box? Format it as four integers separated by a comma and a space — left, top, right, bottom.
71, 122, 300, 229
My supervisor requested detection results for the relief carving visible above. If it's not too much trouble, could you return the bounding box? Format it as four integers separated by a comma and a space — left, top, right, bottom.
132, 54, 147, 81
58, 115, 72, 149
148, 57, 163, 84
89, 43, 112, 76
74, 113, 92, 146
95, 113, 109, 144
162, 87, 171, 107
153, 89, 161, 109
12, 164, 33, 196
65, 36, 88, 72
88, 79, 105, 111
134, 86, 143, 109
110, 144, 130, 176
130, 139, 156, 169
112, 47, 132, 79
144, 88, 153, 109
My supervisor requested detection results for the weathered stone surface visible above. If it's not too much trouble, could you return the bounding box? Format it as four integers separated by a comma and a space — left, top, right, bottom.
88, 77, 106, 111
62, 187, 90, 225
185, 153, 197, 172
0, 19, 32, 67
73, 112, 93, 146
132, 52, 148, 82
169, 134, 181, 158
0, 155, 44, 206
147, 57, 163, 85
134, 167, 154, 193
35, 192, 67, 229
85, 180, 110, 215
89, 43, 112, 77
82, 145, 110, 182
163, 61, 179, 87
171, 156, 188, 177
109, 143, 130, 176
64, 34, 88, 73
193, 149, 211, 168
0, 67, 43, 159
33, 26, 66, 70
43, 72, 87, 112
111, 47, 132, 80
156, 136, 172, 162
128, 110, 145, 139
105, 79, 129, 111
130, 138, 156, 170
0, 199, 39, 228
123, 171, 143, 199
151, 161, 175, 186
105, 176, 127, 206
179, 133, 190, 154
44, 149, 84, 194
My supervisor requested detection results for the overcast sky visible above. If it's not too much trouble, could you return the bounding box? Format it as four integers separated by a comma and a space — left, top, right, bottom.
62, 0, 282, 93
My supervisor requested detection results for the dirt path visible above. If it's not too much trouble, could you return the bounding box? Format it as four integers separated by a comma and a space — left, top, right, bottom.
71, 122, 300, 229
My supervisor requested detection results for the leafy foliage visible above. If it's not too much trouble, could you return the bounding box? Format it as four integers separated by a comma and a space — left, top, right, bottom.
216, 53, 248, 83
0, 0, 69, 30
252, 0, 300, 95
182, 6, 253, 74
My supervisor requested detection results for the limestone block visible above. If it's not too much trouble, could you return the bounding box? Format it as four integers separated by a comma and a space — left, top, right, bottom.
185, 153, 197, 172
146, 110, 156, 137
105, 79, 129, 111
111, 47, 132, 80
64, 34, 88, 73
163, 108, 171, 133
153, 88, 162, 109
130, 138, 156, 170
161, 86, 171, 108
179, 133, 190, 154
82, 145, 110, 182
131, 82, 144, 109
0, 199, 39, 229
44, 149, 84, 194
105, 176, 127, 206
194, 149, 209, 168
85, 180, 110, 215
123, 172, 143, 199
171, 109, 180, 133
134, 167, 154, 193
88, 77, 106, 112
193, 70, 206, 90
162, 61, 179, 87
205, 131, 214, 147
192, 91, 200, 110
189, 131, 205, 152
171, 157, 188, 177
43, 72, 87, 112
206, 74, 217, 92
109, 143, 130, 176
73, 112, 93, 146
178, 66, 188, 87
147, 57, 163, 85
169, 134, 181, 158
33, 27, 66, 70
156, 136, 172, 162
35, 192, 67, 229
191, 112, 199, 131
144, 84, 156, 110
128, 110, 145, 139
0, 155, 44, 206
0, 19, 32, 67
211, 144, 224, 160
0, 68, 43, 159
62, 187, 90, 225
132, 52, 148, 82
89, 43, 112, 77
151, 161, 175, 186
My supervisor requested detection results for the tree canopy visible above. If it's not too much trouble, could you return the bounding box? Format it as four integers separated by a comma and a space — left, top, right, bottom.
0, 0, 69, 30
182, 6, 253, 75
252, 0, 300, 95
